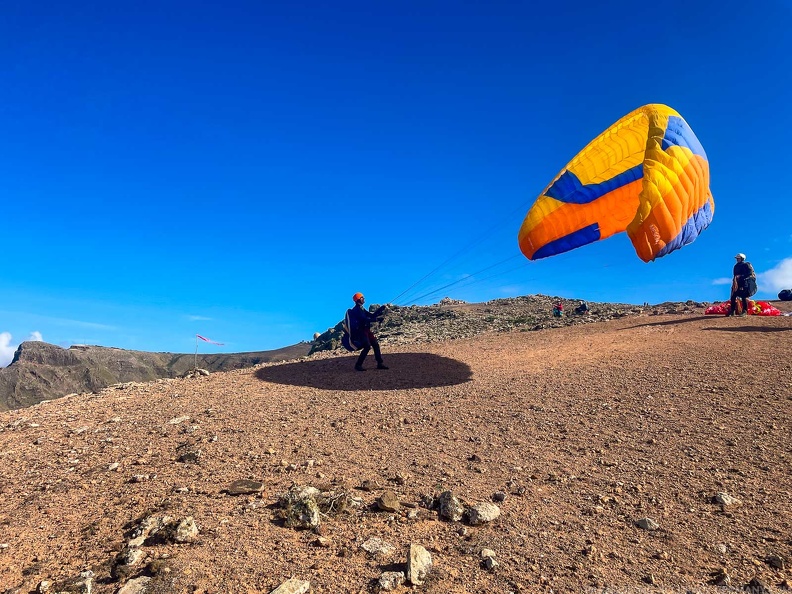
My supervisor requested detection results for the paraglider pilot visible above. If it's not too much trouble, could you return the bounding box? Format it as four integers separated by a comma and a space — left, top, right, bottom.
348, 293, 388, 371
728, 253, 756, 317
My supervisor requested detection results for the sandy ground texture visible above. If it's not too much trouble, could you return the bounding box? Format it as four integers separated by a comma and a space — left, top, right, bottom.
1, 306, 791, 593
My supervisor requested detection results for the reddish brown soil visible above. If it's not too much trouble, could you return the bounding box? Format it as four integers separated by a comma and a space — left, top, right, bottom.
1, 308, 791, 593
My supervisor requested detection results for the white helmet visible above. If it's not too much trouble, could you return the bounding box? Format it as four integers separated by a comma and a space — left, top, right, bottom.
735, 253, 746, 260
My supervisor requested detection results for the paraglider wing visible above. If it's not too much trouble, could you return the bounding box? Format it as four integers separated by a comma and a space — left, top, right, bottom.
518, 104, 713, 262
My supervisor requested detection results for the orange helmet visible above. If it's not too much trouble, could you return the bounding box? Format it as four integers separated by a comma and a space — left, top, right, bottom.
352, 292, 364, 303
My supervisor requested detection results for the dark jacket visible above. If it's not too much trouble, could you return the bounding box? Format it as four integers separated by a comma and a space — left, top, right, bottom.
732, 261, 756, 296
733, 261, 755, 281
347, 304, 385, 339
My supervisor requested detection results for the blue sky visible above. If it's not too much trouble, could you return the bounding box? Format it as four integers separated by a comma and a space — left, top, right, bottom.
2, 0, 791, 364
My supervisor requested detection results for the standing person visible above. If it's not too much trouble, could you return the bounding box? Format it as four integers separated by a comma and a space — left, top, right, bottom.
348, 293, 388, 371
728, 253, 756, 317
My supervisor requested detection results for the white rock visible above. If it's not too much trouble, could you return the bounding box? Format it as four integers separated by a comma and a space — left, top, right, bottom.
116, 576, 152, 594
360, 537, 395, 558
467, 502, 501, 525
174, 517, 199, 543
636, 517, 659, 530
269, 578, 310, 594
714, 492, 740, 506
378, 571, 405, 591
408, 543, 433, 585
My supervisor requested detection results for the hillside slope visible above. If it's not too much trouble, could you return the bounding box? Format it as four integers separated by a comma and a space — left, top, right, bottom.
0, 341, 311, 411
0, 305, 790, 593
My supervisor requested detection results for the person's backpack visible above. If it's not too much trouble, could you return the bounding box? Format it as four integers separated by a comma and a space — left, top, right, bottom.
340, 309, 363, 351
743, 276, 758, 297
779, 289, 792, 301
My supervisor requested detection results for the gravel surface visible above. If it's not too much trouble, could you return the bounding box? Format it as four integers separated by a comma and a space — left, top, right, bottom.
1, 304, 790, 593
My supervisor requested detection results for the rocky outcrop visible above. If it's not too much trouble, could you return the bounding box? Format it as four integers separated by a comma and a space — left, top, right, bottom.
309, 294, 709, 354
0, 342, 311, 411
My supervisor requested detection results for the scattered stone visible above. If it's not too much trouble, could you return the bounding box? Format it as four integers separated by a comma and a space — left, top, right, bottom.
269, 578, 310, 594
378, 571, 406, 591
167, 415, 190, 425
117, 545, 144, 567
710, 568, 730, 586
376, 490, 401, 512
127, 515, 199, 547
359, 479, 380, 492
483, 556, 499, 570
420, 493, 436, 509
361, 537, 395, 558
744, 577, 772, 593
117, 576, 152, 594
492, 491, 507, 502
467, 502, 501, 525
278, 486, 321, 530
178, 450, 202, 464
107, 462, 120, 471
408, 544, 433, 586
767, 554, 786, 569
636, 517, 659, 531
438, 491, 465, 522
714, 492, 740, 506
481, 548, 499, 570
225, 479, 264, 496
172, 517, 199, 543
36, 581, 51, 593
51, 571, 94, 593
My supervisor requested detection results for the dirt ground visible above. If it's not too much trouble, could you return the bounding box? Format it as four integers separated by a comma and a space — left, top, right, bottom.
1, 306, 791, 593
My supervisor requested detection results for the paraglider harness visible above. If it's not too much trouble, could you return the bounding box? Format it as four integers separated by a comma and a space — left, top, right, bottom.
742, 276, 758, 297
341, 305, 386, 352
341, 310, 363, 352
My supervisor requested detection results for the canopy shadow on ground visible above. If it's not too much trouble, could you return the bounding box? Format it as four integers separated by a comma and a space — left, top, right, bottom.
623, 316, 711, 329
254, 352, 472, 391
701, 325, 791, 333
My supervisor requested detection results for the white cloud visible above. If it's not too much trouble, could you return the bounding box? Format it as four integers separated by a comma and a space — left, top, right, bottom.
187, 315, 213, 321
758, 257, 792, 293
0, 332, 14, 367
712, 277, 733, 286
0, 331, 44, 367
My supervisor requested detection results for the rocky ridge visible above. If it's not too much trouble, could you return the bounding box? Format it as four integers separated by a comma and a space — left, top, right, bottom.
310, 294, 706, 353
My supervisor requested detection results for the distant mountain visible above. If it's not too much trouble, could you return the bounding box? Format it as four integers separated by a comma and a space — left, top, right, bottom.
0, 341, 311, 411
